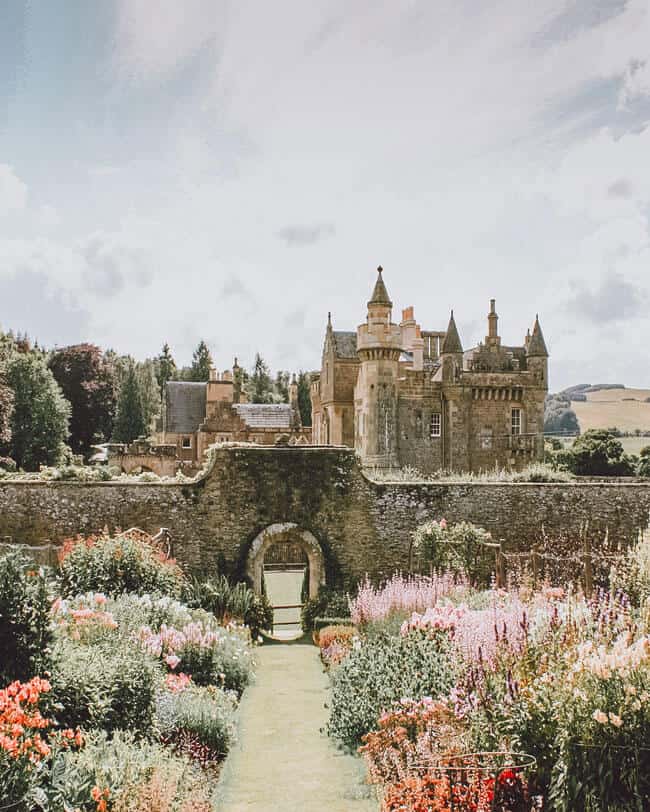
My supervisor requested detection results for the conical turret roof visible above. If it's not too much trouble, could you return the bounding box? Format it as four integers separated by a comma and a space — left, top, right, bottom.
527, 315, 549, 357
441, 310, 463, 354
368, 266, 392, 307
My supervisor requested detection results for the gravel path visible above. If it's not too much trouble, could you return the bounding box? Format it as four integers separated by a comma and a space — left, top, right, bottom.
218, 644, 378, 812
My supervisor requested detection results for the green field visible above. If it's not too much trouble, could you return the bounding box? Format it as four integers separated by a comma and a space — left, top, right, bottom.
264, 569, 305, 639
570, 387, 650, 434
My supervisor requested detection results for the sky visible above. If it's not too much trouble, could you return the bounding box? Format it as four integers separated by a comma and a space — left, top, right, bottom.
0, 0, 649, 392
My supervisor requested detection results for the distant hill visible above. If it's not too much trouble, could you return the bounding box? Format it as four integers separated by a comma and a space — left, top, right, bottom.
565, 385, 650, 434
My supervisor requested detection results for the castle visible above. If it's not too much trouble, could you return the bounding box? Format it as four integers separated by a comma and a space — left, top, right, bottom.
310, 267, 549, 472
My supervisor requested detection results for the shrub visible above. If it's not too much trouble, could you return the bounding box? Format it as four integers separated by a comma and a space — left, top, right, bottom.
318, 625, 357, 668
556, 429, 637, 477
0, 553, 52, 684
243, 593, 273, 640
51, 637, 161, 736
185, 575, 253, 624
43, 730, 215, 812
136, 621, 252, 695
156, 682, 237, 763
301, 586, 350, 632
327, 630, 456, 749
58, 532, 185, 598
413, 519, 496, 587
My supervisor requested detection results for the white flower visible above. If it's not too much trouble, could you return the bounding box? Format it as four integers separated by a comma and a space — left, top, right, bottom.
592, 709, 608, 725
608, 712, 623, 728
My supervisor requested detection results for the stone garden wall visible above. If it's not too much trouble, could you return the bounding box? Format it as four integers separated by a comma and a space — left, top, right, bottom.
1, 446, 649, 584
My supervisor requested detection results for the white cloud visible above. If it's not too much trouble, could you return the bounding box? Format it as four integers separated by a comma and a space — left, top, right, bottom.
0, 165, 27, 216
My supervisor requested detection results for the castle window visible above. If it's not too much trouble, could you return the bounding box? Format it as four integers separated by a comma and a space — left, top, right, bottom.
480, 427, 493, 449
182, 437, 192, 449
430, 413, 441, 438
511, 408, 522, 435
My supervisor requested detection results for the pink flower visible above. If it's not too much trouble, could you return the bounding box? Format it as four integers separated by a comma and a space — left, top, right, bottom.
439, 518, 448, 529
165, 654, 181, 670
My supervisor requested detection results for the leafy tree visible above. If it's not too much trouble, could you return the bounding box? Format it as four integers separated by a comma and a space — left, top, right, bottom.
557, 429, 636, 477
155, 342, 177, 392
136, 359, 161, 431
247, 353, 274, 404
544, 392, 580, 435
297, 371, 312, 427
275, 371, 290, 403
638, 446, 650, 478
112, 362, 146, 443
48, 344, 117, 458
190, 339, 213, 382
2, 352, 71, 470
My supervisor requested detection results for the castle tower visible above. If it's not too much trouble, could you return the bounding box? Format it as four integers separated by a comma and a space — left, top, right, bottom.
526, 315, 549, 387
440, 310, 466, 471
440, 310, 464, 383
486, 299, 501, 348
355, 266, 403, 468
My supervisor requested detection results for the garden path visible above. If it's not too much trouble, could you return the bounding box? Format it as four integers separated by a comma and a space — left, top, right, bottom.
217, 644, 378, 812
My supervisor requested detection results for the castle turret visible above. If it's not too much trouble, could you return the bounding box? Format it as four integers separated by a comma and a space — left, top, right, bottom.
440, 310, 463, 383
526, 315, 549, 386
355, 266, 403, 468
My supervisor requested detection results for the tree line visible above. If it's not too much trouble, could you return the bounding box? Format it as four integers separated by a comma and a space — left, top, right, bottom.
0, 331, 311, 472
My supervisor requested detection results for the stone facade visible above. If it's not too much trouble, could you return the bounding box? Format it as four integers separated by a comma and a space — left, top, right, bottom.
311, 268, 548, 473
1, 447, 649, 587
155, 364, 311, 471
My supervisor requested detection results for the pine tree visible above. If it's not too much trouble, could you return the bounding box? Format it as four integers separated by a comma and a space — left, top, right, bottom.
297, 371, 312, 427
112, 363, 146, 443
156, 343, 177, 392
275, 371, 290, 403
136, 359, 161, 432
190, 340, 213, 382
248, 353, 274, 404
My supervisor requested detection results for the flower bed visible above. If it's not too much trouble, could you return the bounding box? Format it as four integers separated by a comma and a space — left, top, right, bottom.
329, 568, 650, 810
0, 535, 257, 811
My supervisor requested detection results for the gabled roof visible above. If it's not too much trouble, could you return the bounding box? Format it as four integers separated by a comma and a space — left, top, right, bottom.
441, 311, 463, 354
233, 403, 294, 429
368, 266, 392, 307
527, 316, 549, 357
165, 381, 207, 433
332, 331, 358, 359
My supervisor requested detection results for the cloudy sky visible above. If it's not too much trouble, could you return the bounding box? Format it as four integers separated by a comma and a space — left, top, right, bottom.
1, 1, 649, 391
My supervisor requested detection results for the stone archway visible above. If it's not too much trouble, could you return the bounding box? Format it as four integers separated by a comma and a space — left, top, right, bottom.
246, 522, 325, 600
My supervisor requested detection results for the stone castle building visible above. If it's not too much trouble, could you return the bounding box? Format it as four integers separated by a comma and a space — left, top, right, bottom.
154, 361, 310, 471
310, 267, 549, 473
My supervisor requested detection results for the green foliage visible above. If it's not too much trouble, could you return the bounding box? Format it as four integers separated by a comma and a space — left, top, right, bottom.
3, 351, 71, 470
43, 730, 215, 812
112, 362, 146, 443
51, 637, 161, 735
247, 352, 274, 403
58, 533, 185, 598
0, 553, 52, 684
414, 519, 495, 586
48, 344, 117, 458
155, 342, 177, 392
297, 370, 312, 426
189, 339, 213, 382
557, 429, 637, 476
185, 574, 253, 622
244, 593, 274, 640
327, 630, 456, 749
156, 683, 237, 760
638, 445, 650, 477
544, 392, 580, 435
135, 358, 162, 432
301, 585, 350, 632
274, 370, 290, 402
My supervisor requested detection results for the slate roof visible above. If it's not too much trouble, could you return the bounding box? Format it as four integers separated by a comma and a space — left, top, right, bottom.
368, 266, 392, 307
527, 316, 549, 357
233, 403, 294, 429
165, 381, 207, 433
332, 331, 358, 359
441, 311, 463, 354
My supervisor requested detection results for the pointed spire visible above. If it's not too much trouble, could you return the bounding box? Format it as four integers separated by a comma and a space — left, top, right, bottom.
441, 310, 463, 354
527, 315, 549, 357
326, 311, 333, 333
368, 265, 392, 308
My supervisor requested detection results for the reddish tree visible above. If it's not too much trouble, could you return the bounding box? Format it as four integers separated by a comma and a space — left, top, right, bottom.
48, 344, 117, 457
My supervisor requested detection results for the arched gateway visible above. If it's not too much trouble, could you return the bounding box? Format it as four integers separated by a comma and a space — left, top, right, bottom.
246, 522, 325, 600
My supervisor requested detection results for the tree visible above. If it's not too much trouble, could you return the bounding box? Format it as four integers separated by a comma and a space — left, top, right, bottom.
156, 343, 177, 392
275, 371, 290, 403
247, 353, 274, 404
48, 344, 117, 458
190, 340, 213, 382
2, 352, 71, 470
297, 371, 312, 427
544, 393, 580, 436
136, 359, 162, 432
638, 446, 650, 478
557, 429, 636, 477
112, 362, 146, 443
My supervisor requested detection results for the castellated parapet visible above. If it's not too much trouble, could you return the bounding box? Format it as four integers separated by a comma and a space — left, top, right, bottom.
311, 267, 549, 473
